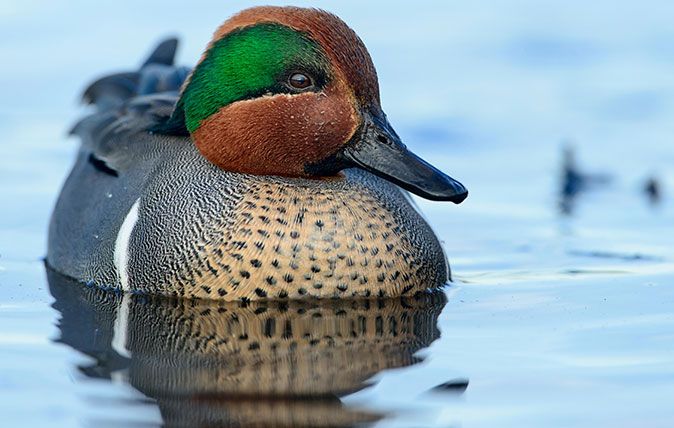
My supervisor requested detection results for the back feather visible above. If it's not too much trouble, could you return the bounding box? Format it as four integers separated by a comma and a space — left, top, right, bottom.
81, 37, 189, 110
71, 38, 191, 174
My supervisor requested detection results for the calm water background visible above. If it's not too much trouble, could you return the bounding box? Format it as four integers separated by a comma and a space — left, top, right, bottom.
2, 0, 674, 426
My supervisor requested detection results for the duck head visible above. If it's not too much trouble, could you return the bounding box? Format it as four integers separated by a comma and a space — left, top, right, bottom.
171, 6, 468, 203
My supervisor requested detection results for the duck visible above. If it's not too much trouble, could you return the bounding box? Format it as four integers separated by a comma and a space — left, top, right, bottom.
47, 6, 468, 301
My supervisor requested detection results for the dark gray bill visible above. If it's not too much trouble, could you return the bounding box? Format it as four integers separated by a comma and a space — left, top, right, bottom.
338, 112, 468, 203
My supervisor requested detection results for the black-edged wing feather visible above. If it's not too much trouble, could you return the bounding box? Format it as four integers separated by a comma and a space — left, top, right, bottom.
81, 37, 189, 110
73, 38, 191, 175
142, 38, 179, 67
71, 93, 181, 174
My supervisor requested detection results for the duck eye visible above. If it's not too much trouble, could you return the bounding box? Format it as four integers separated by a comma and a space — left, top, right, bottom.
288, 73, 313, 90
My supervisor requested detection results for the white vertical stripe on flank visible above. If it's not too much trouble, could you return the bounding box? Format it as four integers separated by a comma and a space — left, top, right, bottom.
114, 198, 140, 292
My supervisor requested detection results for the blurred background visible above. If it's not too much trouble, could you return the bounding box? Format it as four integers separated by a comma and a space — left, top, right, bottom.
1, 1, 673, 427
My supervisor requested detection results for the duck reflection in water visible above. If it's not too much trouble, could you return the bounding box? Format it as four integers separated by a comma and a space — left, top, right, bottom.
47, 267, 446, 427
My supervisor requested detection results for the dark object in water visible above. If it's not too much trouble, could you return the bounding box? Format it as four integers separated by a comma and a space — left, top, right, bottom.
643, 176, 661, 205
429, 378, 469, 394
559, 145, 611, 215
567, 249, 661, 262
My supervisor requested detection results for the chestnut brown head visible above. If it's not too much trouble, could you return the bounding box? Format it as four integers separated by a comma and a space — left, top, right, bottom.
171, 6, 467, 202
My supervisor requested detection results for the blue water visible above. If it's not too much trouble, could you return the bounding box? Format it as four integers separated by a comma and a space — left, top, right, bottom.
2, 1, 674, 426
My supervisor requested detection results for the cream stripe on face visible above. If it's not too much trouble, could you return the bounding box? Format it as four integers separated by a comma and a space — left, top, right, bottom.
114, 198, 141, 291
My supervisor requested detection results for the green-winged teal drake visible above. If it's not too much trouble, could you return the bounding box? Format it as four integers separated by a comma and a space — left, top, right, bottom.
47, 6, 468, 300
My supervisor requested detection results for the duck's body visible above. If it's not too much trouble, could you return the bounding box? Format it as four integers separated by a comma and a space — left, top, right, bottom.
49, 100, 446, 299
48, 7, 467, 300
